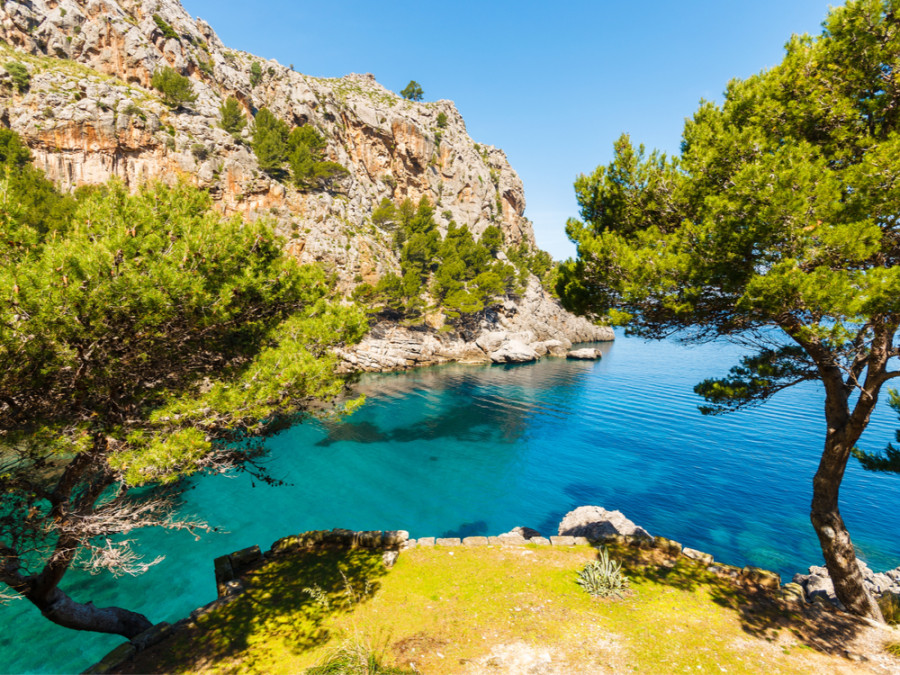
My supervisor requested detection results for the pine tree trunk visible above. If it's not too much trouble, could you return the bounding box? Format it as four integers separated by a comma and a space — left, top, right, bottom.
811, 435, 884, 622
28, 585, 153, 638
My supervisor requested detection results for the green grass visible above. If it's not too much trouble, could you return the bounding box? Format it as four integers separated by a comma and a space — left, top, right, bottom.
122, 543, 893, 674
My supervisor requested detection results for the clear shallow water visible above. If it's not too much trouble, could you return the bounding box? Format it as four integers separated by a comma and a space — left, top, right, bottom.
3, 333, 900, 673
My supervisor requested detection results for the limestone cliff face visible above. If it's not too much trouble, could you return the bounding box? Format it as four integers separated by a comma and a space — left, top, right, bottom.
0, 0, 612, 370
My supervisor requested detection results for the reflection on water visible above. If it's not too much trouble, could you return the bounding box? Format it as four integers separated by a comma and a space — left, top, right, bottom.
2, 335, 899, 674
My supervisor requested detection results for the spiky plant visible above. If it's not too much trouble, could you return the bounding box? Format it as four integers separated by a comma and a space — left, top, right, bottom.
577, 547, 628, 598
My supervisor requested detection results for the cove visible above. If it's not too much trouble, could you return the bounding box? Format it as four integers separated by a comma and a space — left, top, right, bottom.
3, 333, 900, 673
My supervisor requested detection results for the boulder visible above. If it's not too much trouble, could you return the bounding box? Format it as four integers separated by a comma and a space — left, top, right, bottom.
566, 348, 602, 360
489, 339, 538, 364
557, 505, 652, 541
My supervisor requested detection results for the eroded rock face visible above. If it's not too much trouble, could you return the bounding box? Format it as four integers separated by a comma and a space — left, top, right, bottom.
0, 0, 613, 369
557, 506, 653, 541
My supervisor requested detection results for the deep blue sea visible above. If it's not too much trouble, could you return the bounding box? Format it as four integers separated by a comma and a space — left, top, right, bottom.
3, 333, 900, 673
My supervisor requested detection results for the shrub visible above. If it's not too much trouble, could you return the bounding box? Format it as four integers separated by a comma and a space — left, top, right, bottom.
151, 67, 197, 108
4, 61, 29, 93
250, 61, 262, 87
252, 107, 289, 174
878, 592, 900, 625
400, 80, 423, 101
576, 547, 628, 598
152, 14, 179, 41
219, 96, 246, 135
436, 111, 448, 128
190, 144, 209, 161
288, 125, 348, 191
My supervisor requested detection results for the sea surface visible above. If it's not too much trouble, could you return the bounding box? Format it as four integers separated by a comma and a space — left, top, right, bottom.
3, 333, 900, 673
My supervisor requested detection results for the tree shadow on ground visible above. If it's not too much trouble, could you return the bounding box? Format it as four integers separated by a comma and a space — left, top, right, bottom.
608, 544, 870, 656
123, 548, 388, 673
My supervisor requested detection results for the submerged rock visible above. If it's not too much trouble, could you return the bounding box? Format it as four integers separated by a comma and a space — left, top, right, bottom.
566, 348, 602, 360
499, 526, 542, 540
557, 505, 652, 541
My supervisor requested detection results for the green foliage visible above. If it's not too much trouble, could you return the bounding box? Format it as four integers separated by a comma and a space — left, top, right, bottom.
436, 111, 448, 128
151, 66, 197, 108
4, 61, 29, 92
852, 389, 900, 474
0, 167, 367, 620
0, 129, 76, 246
219, 96, 247, 135
576, 548, 628, 598
288, 125, 349, 191
558, 0, 900, 405
250, 61, 263, 87
366, 197, 520, 323
152, 14, 179, 40
400, 80, 423, 101
557, 0, 900, 618
371, 198, 397, 228
252, 107, 290, 174
480, 225, 503, 255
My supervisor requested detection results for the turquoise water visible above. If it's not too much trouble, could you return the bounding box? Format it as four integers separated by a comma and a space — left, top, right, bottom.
3, 333, 900, 673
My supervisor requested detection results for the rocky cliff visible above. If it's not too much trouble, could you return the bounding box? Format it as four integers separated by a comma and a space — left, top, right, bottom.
0, 0, 612, 370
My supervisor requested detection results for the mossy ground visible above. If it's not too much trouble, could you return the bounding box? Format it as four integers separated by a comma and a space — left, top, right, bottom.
123, 544, 899, 674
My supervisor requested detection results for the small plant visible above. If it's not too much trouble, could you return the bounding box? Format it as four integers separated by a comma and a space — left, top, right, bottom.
152, 14, 179, 41
887, 642, 900, 657
4, 61, 29, 93
307, 640, 413, 674
72, 24, 80, 35
191, 143, 209, 161
151, 66, 197, 108
302, 584, 330, 611
436, 111, 447, 128
576, 547, 628, 598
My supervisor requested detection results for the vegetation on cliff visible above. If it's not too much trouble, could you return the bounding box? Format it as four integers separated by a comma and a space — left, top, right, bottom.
0, 133, 367, 638
352, 196, 554, 326
251, 107, 349, 191
559, 0, 900, 621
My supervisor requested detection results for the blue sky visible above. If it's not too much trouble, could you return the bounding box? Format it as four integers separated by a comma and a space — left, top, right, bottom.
181, 0, 836, 259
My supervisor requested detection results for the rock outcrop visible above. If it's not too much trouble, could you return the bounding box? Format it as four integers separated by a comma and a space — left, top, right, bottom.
0, 0, 612, 371
793, 561, 900, 610
566, 348, 602, 360
557, 506, 653, 541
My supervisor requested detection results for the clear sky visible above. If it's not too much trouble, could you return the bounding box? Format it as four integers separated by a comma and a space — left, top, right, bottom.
181, 0, 836, 259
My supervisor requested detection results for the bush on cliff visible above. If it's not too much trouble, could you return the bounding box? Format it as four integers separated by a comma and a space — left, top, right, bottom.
252, 107, 290, 174
4, 61, 29, 93
219, 96, 247, 136
151, 66, 197, 108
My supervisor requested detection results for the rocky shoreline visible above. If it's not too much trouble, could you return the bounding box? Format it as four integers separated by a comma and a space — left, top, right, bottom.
338, 279, 613, 372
